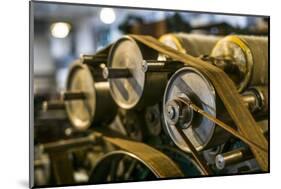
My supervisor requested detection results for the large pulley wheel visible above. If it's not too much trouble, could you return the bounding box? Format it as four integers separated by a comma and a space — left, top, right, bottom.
89, 151, 160, 183
107, 36, 168, 109
163, 67, 229, 153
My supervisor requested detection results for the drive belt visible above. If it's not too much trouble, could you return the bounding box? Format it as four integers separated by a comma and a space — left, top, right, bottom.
128, 34, 268, 171
103, 135, 184, 178
43, 132, 184, 180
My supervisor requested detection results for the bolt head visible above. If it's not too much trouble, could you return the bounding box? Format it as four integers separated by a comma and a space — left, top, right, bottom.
102, 67, 109, 79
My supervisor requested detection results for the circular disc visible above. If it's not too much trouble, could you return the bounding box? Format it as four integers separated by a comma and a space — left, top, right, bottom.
65, 62, 96, 130
163, 67, 216, 152
108, 36, 145, 109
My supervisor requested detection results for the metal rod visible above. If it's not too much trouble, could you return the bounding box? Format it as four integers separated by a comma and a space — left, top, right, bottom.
102, 67, 132, 79
61, 91, 86, 101
81, 54, 107, 64
241, 91, 259, 112
142, 60, 183, 73
42, 135, 96, 152
42, 100, 65, 112
215, 148, 253, 169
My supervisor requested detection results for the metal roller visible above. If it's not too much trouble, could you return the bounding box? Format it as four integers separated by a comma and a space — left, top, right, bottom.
163, 67, 267, 153
211, 35, 268, 92
159, 33, 221, 56
106, 36, 183, 109
64, 61, 117, 130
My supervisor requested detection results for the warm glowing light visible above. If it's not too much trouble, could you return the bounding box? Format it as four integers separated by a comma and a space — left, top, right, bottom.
50, 22, 71, 38
100, 8, 116, 24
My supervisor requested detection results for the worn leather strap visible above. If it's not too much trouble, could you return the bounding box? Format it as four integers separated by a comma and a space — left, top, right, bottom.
103, 135, 184, 177
43, 132, 184, 179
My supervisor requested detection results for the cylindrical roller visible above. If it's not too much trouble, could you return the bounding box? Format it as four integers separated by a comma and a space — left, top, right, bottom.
163, 67, 266, 153
215, 148, 253, 170
65, 61, 117, 130
159, 33, 221, 57
211, 35, 268, 92
107, 36, 180, 109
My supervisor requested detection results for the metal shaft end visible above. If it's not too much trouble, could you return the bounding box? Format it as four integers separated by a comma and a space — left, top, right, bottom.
61, 91, 86, 101
102, 67, 132, 79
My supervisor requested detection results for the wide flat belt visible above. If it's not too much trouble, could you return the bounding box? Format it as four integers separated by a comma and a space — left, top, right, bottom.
129, 34, 268, 171
103, 135, 184, 177
43, 132, 184, 179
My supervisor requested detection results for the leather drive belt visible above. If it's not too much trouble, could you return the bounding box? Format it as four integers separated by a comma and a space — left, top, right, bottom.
43, 132, 184, 179
128, 34, 268, 171
103, 135, 184, 177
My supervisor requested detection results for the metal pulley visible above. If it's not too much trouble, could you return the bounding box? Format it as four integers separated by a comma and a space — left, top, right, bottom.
89, 150, 159, 183
63, 61, 117, 130
163, 66, 227, 153
162, 67, 268, 153
159, 33, 221, 56
210, 35, 268, 92
105, 36, 183, 109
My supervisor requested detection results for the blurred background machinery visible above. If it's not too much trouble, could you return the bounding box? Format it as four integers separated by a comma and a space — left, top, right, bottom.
31, 2, 269, 187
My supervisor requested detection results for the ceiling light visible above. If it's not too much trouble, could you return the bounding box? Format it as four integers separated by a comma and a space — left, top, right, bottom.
50, 22, 71, 38
100, 8, 116, 24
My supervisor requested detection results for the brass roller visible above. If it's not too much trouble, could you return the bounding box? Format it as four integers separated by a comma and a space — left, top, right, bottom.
211, 35, 268, 92
159, 33, 221, 56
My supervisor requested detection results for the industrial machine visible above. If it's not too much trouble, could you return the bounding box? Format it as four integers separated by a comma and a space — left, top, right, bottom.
33, 33, 269, 187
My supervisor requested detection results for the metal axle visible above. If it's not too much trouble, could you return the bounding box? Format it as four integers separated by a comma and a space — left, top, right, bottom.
61, 91, 86, 101
215, 148, 253, 170
102, 67, 132, 79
